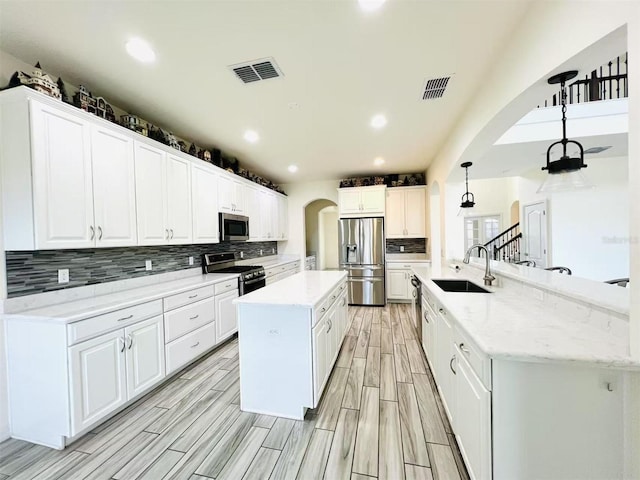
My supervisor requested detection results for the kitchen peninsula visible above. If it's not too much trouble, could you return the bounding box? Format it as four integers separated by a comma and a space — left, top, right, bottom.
235, 270, 348, 419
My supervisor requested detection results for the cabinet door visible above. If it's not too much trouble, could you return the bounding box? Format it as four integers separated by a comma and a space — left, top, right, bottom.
326, 304, 339, 367
260, 190, 274, 239
233, 181, 246, 214
166, 154, 192, 244
312, 318, 329, 405
360, 188, 385, 214
246, 187, 263, 241
456, 352, 491, 480
91, 125, 137, 247
215, 289, 239, 343
387, 270, 409, 299
338, 189, 362, 214
30, 100, 94, 249
404, 188, 426, 238
385, 189, 406, 238
435, 312, 456, 429
421, 301, 436, 368
269, 193, 279, 240
218, 175, 234, 213
278, 195, 288, 240
69, 329, 126, 434
134, 142, 167, 245
124, 316, 165, 399
191, 165, 219, 243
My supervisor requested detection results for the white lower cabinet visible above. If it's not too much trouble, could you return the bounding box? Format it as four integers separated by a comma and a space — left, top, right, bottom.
165, 322, 217, 374
312, 317, 329, 402
387, 270, 409, 299
434, 308, 456, 427
215, 289, 239, 343
69, 315, 164, 434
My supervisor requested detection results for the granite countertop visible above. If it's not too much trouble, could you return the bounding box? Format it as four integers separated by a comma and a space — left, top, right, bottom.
412, 264, 636, 369
235, 270, 347, 307
2, 273, 239, 324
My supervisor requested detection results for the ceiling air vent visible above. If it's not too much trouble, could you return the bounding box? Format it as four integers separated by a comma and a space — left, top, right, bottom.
230, 58, 283, 84
584, 146, 612, 154
421, 76, 451, 100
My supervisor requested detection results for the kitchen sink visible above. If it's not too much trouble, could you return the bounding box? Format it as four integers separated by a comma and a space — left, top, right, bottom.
432, 279, 491, 293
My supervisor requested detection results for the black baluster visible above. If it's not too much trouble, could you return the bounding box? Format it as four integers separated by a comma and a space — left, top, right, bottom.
616, 57, 620, 99
589, 70, 599, 101
601, 66, 606, 99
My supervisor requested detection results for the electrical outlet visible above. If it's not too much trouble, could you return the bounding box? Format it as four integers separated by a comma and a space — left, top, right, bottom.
259, 249, 263, 256
189, 256, 194, 266
272, 248, 275, 254
58, 269, 69, 284
400, 246, 405, 252
145, 260, 152, 271
240, 251, 244, 259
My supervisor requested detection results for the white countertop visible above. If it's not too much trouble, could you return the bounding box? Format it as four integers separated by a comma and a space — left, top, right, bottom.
238, 254, 300, 268
235, 270, 347, 307
412, 264, 636, 369
2, 273, 239, 324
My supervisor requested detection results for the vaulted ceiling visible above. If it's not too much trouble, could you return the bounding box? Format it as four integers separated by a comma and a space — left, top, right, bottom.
0, 0, 532, 182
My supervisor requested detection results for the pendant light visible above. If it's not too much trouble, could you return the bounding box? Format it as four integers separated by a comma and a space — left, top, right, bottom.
457, 161, 476, 217
537, 70, 593, 193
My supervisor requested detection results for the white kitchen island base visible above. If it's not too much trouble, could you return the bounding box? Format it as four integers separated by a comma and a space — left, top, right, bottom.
235, 271, 348, 419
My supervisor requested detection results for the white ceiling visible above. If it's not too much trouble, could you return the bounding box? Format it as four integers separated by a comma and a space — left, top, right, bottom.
0, 0, 531, 183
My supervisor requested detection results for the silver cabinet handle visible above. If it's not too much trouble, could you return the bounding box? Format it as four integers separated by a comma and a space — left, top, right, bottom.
97, 226, 103, 240
450, 355, 457, 375
126, 334, 133, 350
321, 307, 326, 313
191, 342, 200, 348
331, 295, 336, 300
188, 294, 198, 299
190, 314, 199, 320
89, 225, 95, 240
118, 314, 134, 322
326, 320, 332, 333
170, 229, 174, 239
225, 284, 232, 288
438, 308, 445, 315
342, 297, 346, 306
423, 311, 429, 323
460, 343, 470, 354
165, 229, 170, 240
119, 337, 125, 353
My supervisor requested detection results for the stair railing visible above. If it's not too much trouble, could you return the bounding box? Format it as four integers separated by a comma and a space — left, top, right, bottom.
484, 222, 522, 262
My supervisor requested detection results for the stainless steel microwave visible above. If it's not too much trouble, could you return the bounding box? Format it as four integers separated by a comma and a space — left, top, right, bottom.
220, 213, 249, 241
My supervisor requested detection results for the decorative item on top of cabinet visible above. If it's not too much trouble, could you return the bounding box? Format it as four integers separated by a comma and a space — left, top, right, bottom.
385, 186, 426, 238
4, 62, 61, 100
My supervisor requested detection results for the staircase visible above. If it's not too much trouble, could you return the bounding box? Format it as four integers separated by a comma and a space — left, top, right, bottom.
484, 223, 522, 262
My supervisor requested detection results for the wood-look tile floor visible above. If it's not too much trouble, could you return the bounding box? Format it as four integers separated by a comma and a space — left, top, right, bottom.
0, 304, 469, 480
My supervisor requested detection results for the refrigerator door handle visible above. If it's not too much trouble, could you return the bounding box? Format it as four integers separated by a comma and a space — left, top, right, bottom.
348, 277, 383, 282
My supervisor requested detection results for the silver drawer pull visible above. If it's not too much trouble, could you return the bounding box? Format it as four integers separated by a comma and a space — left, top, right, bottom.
450, 355, 457, 375
188, 294, 198, 299
321, 307, 326, 313
459, 343, 470, 354
190, 315, 199, 320
225, 284, 232, 288
331, 295, 336, 300
118, 314, 134, 322
191, 342, 200, 348
423, 311, 429, 323
438, 308, 445, 315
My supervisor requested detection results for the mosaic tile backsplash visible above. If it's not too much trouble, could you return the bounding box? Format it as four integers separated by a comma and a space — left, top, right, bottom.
5, 241, 277, 298
385, 238, 427, 254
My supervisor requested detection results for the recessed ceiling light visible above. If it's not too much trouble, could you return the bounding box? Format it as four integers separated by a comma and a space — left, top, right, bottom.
358, 0, 386, 12
125, 37, 156, 63
370, 114, 387, 129
244, 130, 259, 143
374, 157, 385, 166
288, 165, 298, 173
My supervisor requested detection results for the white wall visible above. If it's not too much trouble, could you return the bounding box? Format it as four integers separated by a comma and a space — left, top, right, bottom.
279, 180, 340, 263
0, 155, 9, 441
318, 206, 339, 270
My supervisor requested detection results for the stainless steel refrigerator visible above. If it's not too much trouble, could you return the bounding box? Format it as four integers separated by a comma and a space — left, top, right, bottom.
339, 217, 385, 306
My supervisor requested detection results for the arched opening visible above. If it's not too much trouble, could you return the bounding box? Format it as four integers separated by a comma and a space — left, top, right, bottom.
510, 200, 520, 225
304, 198, 338, 270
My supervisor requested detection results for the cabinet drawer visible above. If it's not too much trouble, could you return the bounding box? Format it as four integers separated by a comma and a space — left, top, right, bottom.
68, 300, 162, 345
214, 278, 238, 295
165, 322, 216, 374
164, 285, 214, 312
164, 297, 215, 343
454, 327, 491, 389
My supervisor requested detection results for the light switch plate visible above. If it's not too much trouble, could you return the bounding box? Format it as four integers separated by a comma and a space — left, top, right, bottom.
240, 251, 244, 259
400, 246, 405, 252
189, 256, 194, 266
58, 269, 69, 284
259, 249, 263, 256
145, 260, 152, 271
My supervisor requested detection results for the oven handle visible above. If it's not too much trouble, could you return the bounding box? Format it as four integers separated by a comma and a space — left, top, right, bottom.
243, 276, 266, 286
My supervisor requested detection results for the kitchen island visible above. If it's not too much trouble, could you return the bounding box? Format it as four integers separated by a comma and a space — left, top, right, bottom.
235, 270, 348, 419
412, 261, 637, 480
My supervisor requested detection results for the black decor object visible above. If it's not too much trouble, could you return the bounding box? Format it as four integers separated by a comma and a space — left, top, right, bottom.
188, 143, 197, 156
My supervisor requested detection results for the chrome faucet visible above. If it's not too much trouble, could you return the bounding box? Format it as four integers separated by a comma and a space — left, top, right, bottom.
463, 244, 496, 286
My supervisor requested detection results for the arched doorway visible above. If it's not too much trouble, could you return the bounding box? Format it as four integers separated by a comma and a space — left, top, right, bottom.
510, 200, 520, 226
304, 198, 338, 270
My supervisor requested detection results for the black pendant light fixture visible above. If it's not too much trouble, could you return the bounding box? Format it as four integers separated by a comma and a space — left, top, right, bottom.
538, 70, 593, 193
458, 161, 475, 216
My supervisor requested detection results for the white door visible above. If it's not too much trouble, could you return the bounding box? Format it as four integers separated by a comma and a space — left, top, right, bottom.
387, 270, 409, 299
246, 187, 262, 241
91, 125, 137, 247
464, 215, 500, 257
360, 188, 385, 214
134, 142, 167, 245
278, 195, 288, 240
191, 165, 219, 243
69, 329, 127, 434
385, 189, 406, 237
405, 188, 426, 237
124, 316, 165, 399
523, 202, 548, 268
312, 318, 329, 405
338, 189, 362, 214
218, 175, 234, 213
215, 289, 239, 343
166, 154, 192, 244
30, 100, 94, 249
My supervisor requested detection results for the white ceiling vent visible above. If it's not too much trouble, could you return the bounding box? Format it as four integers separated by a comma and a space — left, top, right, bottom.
421, 76, 452, 100
229, 57, 283, 84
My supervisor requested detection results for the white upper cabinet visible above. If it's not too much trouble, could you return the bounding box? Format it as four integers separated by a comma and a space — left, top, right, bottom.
134, 142, 168, 245
385, 186, 426, 238
191, 164, 219, 243
30, 100, 95, 249
246, 186, 262, 241
338, 186, 386, 218
277, 195, 288, 240
90, 125, 137, 247
218, 174, 246, 214
166, 154, 192, 244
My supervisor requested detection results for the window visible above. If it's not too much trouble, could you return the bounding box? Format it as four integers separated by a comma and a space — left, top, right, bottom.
464, 215, 501, 256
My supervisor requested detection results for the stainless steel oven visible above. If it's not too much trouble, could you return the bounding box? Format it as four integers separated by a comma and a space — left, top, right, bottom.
220, 213, 249, 241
